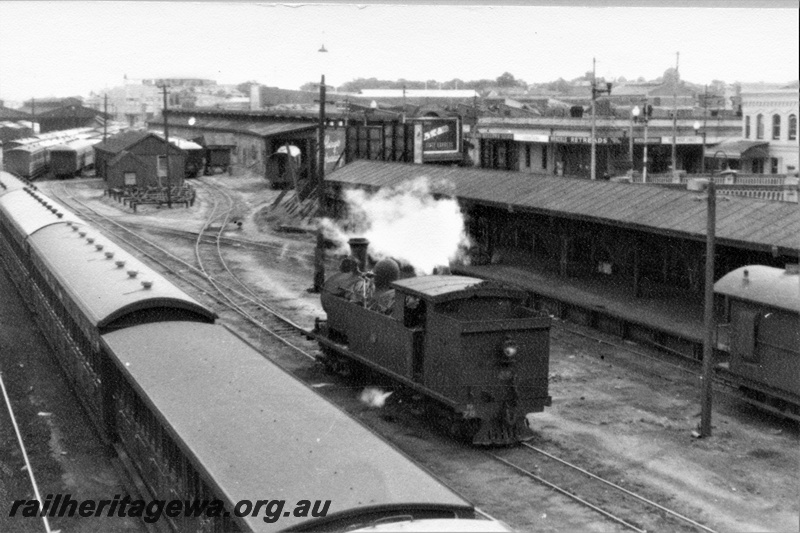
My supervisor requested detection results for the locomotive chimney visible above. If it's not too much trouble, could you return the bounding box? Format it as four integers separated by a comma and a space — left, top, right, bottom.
348, 237, 369, 272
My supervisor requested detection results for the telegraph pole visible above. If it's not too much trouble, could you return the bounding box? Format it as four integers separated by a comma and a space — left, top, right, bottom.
161, 85, 172, 208
699, 179, 716, 437
591, 58, 597, 180
313, 73, 327, 292
671, 51, 680, 175
103, 94, 108, 143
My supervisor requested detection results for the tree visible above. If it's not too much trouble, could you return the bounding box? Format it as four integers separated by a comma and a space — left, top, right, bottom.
709, 79, 727, 96
662, 67, 680, 86
236, 81, 259, 95
496, 72, 517, 87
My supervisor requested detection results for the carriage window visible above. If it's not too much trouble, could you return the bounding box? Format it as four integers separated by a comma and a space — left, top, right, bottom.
756, 310, 800, 356
124, 172, 137, 186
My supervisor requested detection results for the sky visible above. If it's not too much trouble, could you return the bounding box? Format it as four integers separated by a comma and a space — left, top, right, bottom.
1, 1, 798, 103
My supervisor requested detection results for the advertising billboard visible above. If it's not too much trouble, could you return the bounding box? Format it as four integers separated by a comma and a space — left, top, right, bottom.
417, 117, 462, 162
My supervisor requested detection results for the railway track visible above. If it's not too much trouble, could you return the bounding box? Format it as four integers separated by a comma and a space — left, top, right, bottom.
48, 181, 320, 364
487, 442, 717, 533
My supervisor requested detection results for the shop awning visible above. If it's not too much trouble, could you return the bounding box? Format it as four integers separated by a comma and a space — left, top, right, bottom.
704, 139, 769, 159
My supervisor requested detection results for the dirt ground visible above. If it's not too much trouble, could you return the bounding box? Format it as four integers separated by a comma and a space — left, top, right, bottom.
39, 174, 800, 532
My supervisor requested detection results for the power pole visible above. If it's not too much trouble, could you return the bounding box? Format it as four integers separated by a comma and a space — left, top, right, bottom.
590, 58, 612, 180
671, 51, 679, 175
103, 94, 108, 143
699, 179, 716, 437
161, 85, 172, 208
701, 85, 708, 174
591, 58, 597, 180
313, 73, 327, 292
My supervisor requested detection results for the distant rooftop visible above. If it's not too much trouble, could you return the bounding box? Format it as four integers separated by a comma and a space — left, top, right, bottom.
358, 89, 479, 99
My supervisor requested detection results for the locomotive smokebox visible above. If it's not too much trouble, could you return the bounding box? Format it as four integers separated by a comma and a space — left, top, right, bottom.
348, 237, 369, 272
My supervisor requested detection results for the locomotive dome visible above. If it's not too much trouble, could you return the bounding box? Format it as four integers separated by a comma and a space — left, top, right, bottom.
373, 258, 400, 288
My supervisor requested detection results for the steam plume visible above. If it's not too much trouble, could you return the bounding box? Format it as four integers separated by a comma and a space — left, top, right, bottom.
321, 177, 471, 274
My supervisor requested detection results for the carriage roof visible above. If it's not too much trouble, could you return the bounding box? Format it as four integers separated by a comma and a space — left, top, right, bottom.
28, 223, 216, 328
715, 265, 800, 314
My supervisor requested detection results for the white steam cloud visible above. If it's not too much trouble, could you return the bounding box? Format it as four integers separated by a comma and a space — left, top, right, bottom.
321, 177, 471, 275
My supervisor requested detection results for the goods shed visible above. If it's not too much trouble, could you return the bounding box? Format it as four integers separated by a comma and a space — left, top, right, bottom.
94, 131, 185, 188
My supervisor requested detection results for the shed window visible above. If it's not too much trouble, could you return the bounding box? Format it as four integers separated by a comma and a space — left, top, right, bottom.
157, 155, 167, 177
124, 172, 137, 186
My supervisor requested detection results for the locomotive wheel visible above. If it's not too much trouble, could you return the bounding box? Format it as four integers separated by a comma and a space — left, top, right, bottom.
448, 419, 481, 443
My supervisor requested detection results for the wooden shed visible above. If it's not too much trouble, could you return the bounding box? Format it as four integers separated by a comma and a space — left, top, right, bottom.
105, 151, 151, 189
94, 131, 185, 188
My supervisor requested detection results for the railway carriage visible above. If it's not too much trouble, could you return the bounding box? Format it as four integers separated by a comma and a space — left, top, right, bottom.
23, 219, 217, 436
3, 138, 65, 178
0, 178, 85, 301
715, 265, 800, 419
49, 137, 101, 178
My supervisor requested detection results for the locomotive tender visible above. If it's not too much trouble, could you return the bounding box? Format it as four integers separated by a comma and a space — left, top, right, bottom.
315, 238, 552, 446
0, 171, 509, 532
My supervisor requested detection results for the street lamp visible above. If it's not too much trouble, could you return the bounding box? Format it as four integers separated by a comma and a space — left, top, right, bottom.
693, 120, 706, 174
632, 101, 652, 183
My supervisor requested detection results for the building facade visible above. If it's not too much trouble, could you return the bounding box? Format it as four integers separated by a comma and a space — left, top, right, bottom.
740, 87, 799, 174
471, 111, 742, 179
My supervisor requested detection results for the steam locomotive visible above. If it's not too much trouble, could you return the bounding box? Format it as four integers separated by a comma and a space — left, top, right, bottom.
314, 238, 552, 446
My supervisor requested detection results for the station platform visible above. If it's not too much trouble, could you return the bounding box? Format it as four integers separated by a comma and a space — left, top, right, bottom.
452, 262, 714, 359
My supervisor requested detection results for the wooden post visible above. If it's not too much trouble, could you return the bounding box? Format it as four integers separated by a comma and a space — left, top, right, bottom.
699, 180, 716, 437
313, 74, 327, 292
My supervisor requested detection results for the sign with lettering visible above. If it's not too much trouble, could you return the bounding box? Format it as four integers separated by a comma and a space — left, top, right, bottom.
549, 136, 623, 144
420, 118, 460, 154
323, 130, 346, 174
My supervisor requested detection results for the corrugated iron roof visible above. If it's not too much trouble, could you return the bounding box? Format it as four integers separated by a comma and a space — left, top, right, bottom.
152, 115, 315, 138
326, 160, 800, 253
